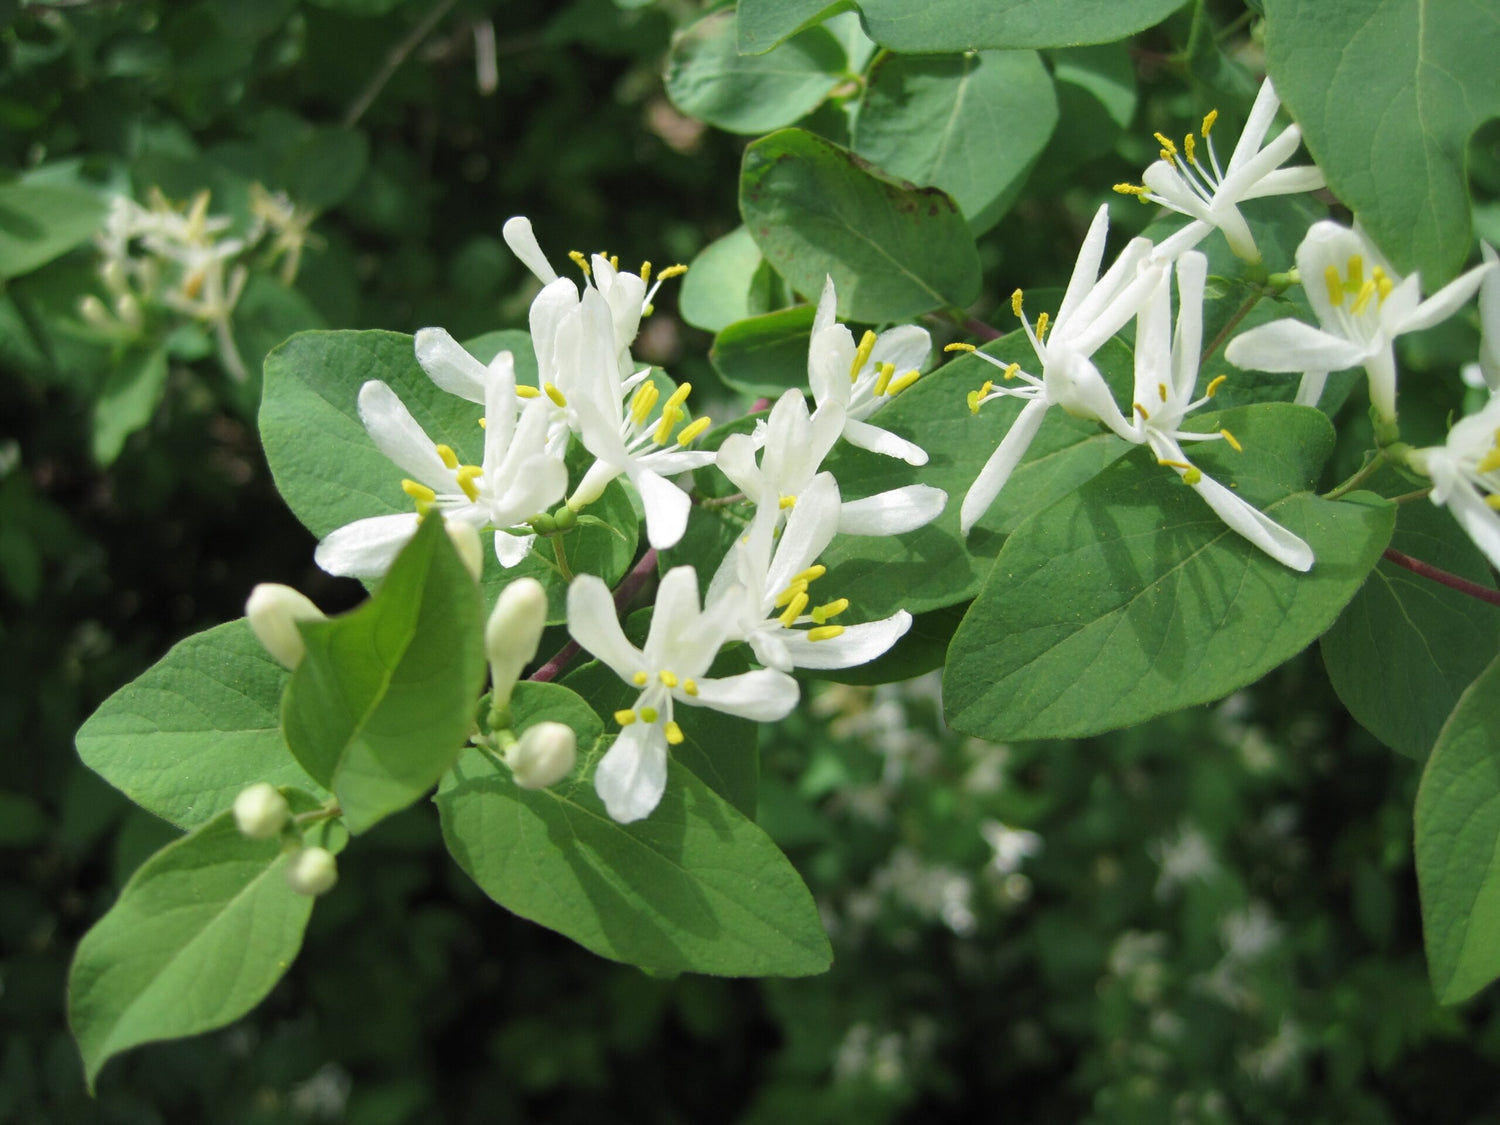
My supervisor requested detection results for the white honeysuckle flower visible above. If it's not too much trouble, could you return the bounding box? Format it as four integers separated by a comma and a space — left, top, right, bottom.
1226, 221, 1495, 420
245, 583, 326, 669
717, 388, 945, 536
506, 721, 577, 790
807, 276, 931, 466
707, 473, 912, 672
557, 289, 716, 550
285, 846, 338, 896
1409, 395, 1500, 571
567, 566, 799, 823
1116, 78, 1326, 264
233, 783, 290, 840
314, 345, 568, 578
485, 576, 548, 707
1128, 252, 1313, 571
1463, 242, 1500, 394
958, 204, 1161, 534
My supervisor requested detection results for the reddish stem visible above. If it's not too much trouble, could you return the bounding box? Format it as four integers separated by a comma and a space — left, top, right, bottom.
527, 548, 660, 683
1381, 548, 1500, 608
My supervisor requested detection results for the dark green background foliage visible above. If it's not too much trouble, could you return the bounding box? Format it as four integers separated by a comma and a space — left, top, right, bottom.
6, 0, 1500, 1121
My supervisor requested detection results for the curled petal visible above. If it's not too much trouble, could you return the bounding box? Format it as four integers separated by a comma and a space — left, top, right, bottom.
414, 327, 488, 403
843, 418, 929, 466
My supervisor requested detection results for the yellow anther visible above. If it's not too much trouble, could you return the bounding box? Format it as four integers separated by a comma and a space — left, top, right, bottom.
773, 578, 809, 608
1374, 268, 1393, 300
1154, 132, 1177, 156
544, 382, 567, 407
435, 443, 459, 470
664, 721, 684, 745
888, 370, 920, 396
1324, 265, 1344, 307
945, 341, 977, 353
639, 706, 659, 723
515, 384, 541, 398
1158, 458, 1194, 471
1113, 183, 1149, 197
1134, 402, 1151, 421
968, 380, 994, 415
456, 465, 483, 502
1183, 467, 1203, 485
779, 495, 797, 510
659, 670, 679, 688
1351, 279, 1377, 315
1205, 374, 1227, 398
1478, 447, 1500, 474
657, 264, 688, 280
1347, 255, 1364, 289
1219, 428, 1243, 452
873, 362, 895, 396
1159, 148, 1175, 163
807, 625, 845, 642
401, 479, 437, 505
792, 565, 826, 584
682, 678, 699, 696
1034, 311, 1050, 341
614, 709, 637, 726
640, 260, 652, 282
629, 382, 659, 426
778, 591, 809, 627
851, 330, 877, 378
1202, 108, 1218, 136
643, 303, 655, 317
478, 417, 487, 429
568, 249, 590, 276
608, 254, 619, 271
1184, 133, 1197, 164
1157, 381, 1169, 403
1486, 495, 1500, 510
632, 671, 649, 686
676, 417, 711, 445
664, 382, 692, 409
1011, 289, 1024, 317
1003, 362, 1021, 381
811, 598, 848, 624
652, 403, 682, 445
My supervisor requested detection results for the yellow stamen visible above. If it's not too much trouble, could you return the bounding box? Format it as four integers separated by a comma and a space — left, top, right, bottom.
1486, 495, 1500, 510
1351, 279, 1377, 315
1205, 374, 1227, 398
968, 381, 993, 414
1219, 428, 1243, 452
663, 721, 684, 745
568, 250, 590, 276
1158, 458, 1194, 471
1478, 447, 1500, 474
1347, 255, 1363, 289
682, 678, 698, 696
792, 565, 826, 584
1134, 402, 1150, 421
435, 443, 459, 470
456, 465, 483, 502
652, 404, 682, 445
629, 382, 659, 426
1184, 132, 1197, 164
779, 591, 809, 627
1201, 108, 1218, 136
873, 362, 895, 396
614, 709, 637, 726
632, 671, 648, 686
945, 342, 977, 353
676, 417, 711, 445
774, 579, 809, 609
1324, 265, 1344, 307
1003, 362, 1021, 381
478, 417, 487, 429
1011, 289, 1024, 317
1154, 132, 1177, 156
402, 479, 436, 505
807, 625, 845, 642
639, 706, 658, 723
1113, 183, 1149, 197
887, 370, 920, 396
1183, 467, 1203, 485
664, 382, 692, 410
608, 254, 619, 271
1157, 382, 1169, 403
515, 384, 541, 398
779, 495, 796, 509
851, 330, 877, 378
657, 264, 688, 280
1034, 311, 1050, 341
544, 382, 567, 407
1373, 267, 1393, 301
659, 670, 679, 688
811, 598, 848, 624
640, 260, 652, 282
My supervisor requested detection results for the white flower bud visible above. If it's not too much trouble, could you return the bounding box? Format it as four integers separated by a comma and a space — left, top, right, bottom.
233, 782, 290, 839
486, 577, 547, 702
446, 520, 484, 581
284, 845, 338, 896
78, 294, 114, 331
245, 583, 326, 670
506, 721, 577, 789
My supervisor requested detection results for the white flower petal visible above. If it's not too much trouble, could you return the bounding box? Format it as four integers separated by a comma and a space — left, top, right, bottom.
839, 484, 947, 536
567, 573, 643, 682
960, 397, 1050, 535
594, 721, 667, 824
502, 215, 559, 284
780, 610, 912, 670
687, 668, 799, 721
315, 512, 421, 578
414, 327, 488, 403
1185, 466, 1314, 572
494, 529, 535, 567
357, 381, 454, 491
633, 468, 692, 550
1225, 319, 1370, 374
1397, 261, 1495, 335
870, 324, 931, 378
843, 418, 929, 465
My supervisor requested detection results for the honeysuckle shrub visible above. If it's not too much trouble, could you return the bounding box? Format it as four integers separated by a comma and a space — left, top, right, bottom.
9, 0, 1500, 1116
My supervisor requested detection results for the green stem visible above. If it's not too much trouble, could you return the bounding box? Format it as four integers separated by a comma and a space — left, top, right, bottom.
1322, 452, 1386, 501
1389, 486, 1433, 505
1200, 288, 1264, 367
551, 531, 574, 583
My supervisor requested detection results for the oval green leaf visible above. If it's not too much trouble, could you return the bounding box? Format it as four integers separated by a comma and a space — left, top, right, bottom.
853, 0, 1187, 52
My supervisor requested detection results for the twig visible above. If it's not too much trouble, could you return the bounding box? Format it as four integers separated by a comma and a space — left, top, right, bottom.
1322, 452, 1385, 501
1201, 288, 1263, 367
343, 0, 459, 129
1382, 548, 1500, 607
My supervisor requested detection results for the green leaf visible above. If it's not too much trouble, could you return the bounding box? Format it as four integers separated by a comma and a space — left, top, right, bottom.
740, 128, 981, 321
277, 126, 368, 210
281, 516, 485, 834
665, 10, 846, 135
1322, 479, 1500, 759
943, 404, 1395, 740
68, 803, 331, 1087
851, 49, 1058, 234
0, 182, 107, 281
816, 334, 1136, 620
1417, 655, 1500, 1003
436, 745, 830, 977
91, 345, 169, 465
806, 602, 966, 686
1045, 43, 1138, 172
508, 680, 604, 754
852, 0, 1188, 51
737, 0, 856, 53
680, 226, 777, 334
710, 305, 816, 398
1264, 0, 1500, 285
77, 620, 327, 830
